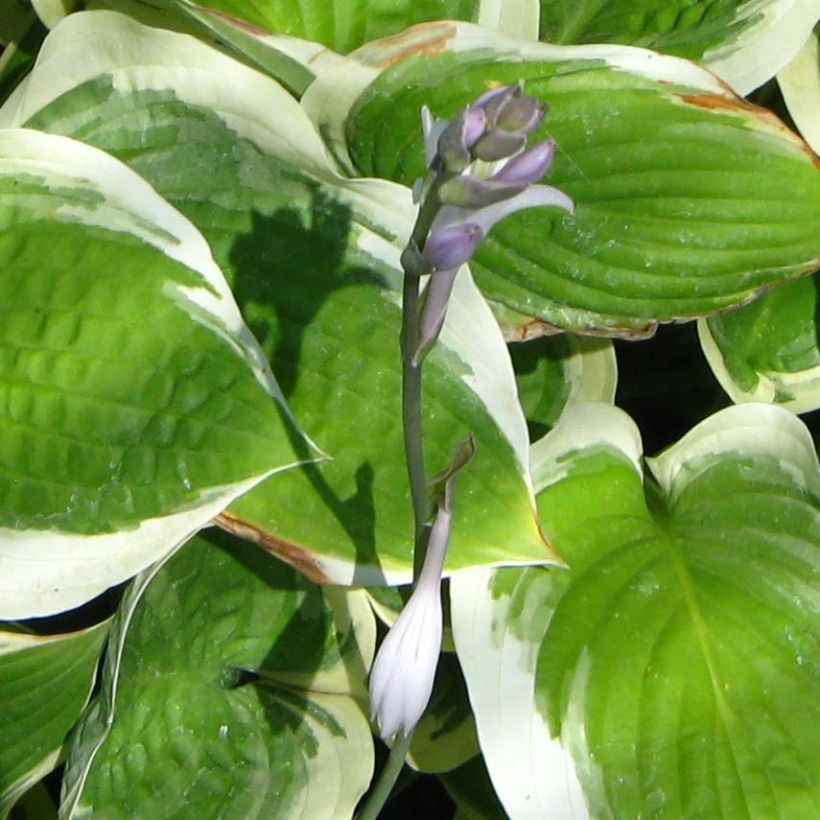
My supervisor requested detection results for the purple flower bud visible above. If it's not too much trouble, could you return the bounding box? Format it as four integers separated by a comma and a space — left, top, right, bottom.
422, 222, 484, 271
491, 140, 556, 184
438, 175, 527, 208
415, 269, 458, 364
477, 83, 521, 128
495, 96, 546, 134
472, 129, 527, 162
437, 107, 488, 172
473, 83, 519, 109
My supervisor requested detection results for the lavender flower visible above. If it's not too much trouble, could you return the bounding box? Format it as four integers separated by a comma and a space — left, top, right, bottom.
369, 439, 474, 740
413, 84, 574, 360
368, 486, 452, 740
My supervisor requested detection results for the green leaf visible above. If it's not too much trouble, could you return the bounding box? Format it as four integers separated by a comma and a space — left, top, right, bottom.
699, 272, 820, 413
309, 22, 820, 335
407, 653, 479, 774
86, 0, 320, 97
61, 530, 375, 819
778, 30, 820, 153
538, 0, 819, 94
170, 0, 481, 53
8, 10, 556, 583
510, 334, 616, 435
452, 402, 820, 818
0, 127, 305, 618
0, 621, 108, 816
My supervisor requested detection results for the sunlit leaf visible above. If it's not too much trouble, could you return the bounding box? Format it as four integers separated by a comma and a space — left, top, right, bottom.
0, 127, 305, 618
453, 402, 820, 818
0, 622, 107, 815
538, 0, 819, 94
699, 272, 820, 413
306, 21, 820, 336
3, 10, 557, 584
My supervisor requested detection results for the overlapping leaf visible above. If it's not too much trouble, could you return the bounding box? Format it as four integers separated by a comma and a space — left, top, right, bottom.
0, 622, 107, 816
537, 0, 819, 94
161, 0, 482, 53
0, 127, 305, 618
699, 272, 820, 413
452, 402, 820, 818
778, 30, 820, 152
304, 21, 820, 336
61, 529, 375, 820
3, 10, 558, 584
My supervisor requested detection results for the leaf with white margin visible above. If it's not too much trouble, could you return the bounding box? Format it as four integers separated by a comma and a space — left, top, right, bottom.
85, 0, 322, 97
704, 0, 820, 95
153, 0, 484, 53
8, 10, 556, 584
538, 0, 820, 94
453, 401, 820, 819
0, 621, 108, 816
699, 272, 820, 414
61, 528, 375, 820
306, 21, 820, 336
0, 128, 307, 618
510, 335, 617, 434
778, 30, 820, 153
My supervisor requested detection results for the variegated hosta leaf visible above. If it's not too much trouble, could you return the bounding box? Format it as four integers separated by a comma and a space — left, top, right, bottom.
452, 402, 820, 819
4, 10, 557, 584
778, 30, 820, 153
510, 334, 617, 434
305, 21, 820, 337
0, 128, 305, 619
86, 0, 321, 97
60, 529, 375, 819
538, 0, 819, 94
699, 272, 820, 413
0, 622, 108, 816
407, 652, 479, 774
159, 0, 484, 53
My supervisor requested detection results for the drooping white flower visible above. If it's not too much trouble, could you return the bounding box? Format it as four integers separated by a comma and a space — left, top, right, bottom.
368, 439, 471, 741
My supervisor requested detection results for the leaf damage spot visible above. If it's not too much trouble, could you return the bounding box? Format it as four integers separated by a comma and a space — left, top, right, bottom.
356, 22, 458, 69
215, 511, 333, 585
677, 92, 820, 167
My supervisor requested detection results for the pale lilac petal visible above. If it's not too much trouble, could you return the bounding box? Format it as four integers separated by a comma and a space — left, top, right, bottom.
473, 83, 518, 109
421, 105, 448, 167
422, 223, 483, 271
369, 583, 443, 739
416, 268, 458, 363
468, 184, 575, 234
369, 496, 455, 739
439, 174, 526, 208
492, 140, 555, 184
438, 107, 488, 171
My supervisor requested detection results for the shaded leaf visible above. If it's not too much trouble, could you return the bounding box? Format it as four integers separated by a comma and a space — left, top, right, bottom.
61, 530, 375, 820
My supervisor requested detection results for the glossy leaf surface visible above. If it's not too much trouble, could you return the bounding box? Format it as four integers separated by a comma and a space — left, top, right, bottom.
453, 402, 820, 818
320, 23, 820, 335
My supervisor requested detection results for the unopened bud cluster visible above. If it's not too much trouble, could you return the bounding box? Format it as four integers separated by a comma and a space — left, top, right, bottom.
412, 83, 573, 359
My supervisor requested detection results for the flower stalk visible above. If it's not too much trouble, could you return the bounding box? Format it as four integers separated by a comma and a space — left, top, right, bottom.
359, 82, 572, 820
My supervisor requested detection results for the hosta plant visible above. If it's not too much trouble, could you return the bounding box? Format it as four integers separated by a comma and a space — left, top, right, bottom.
0, 0, 818, 818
